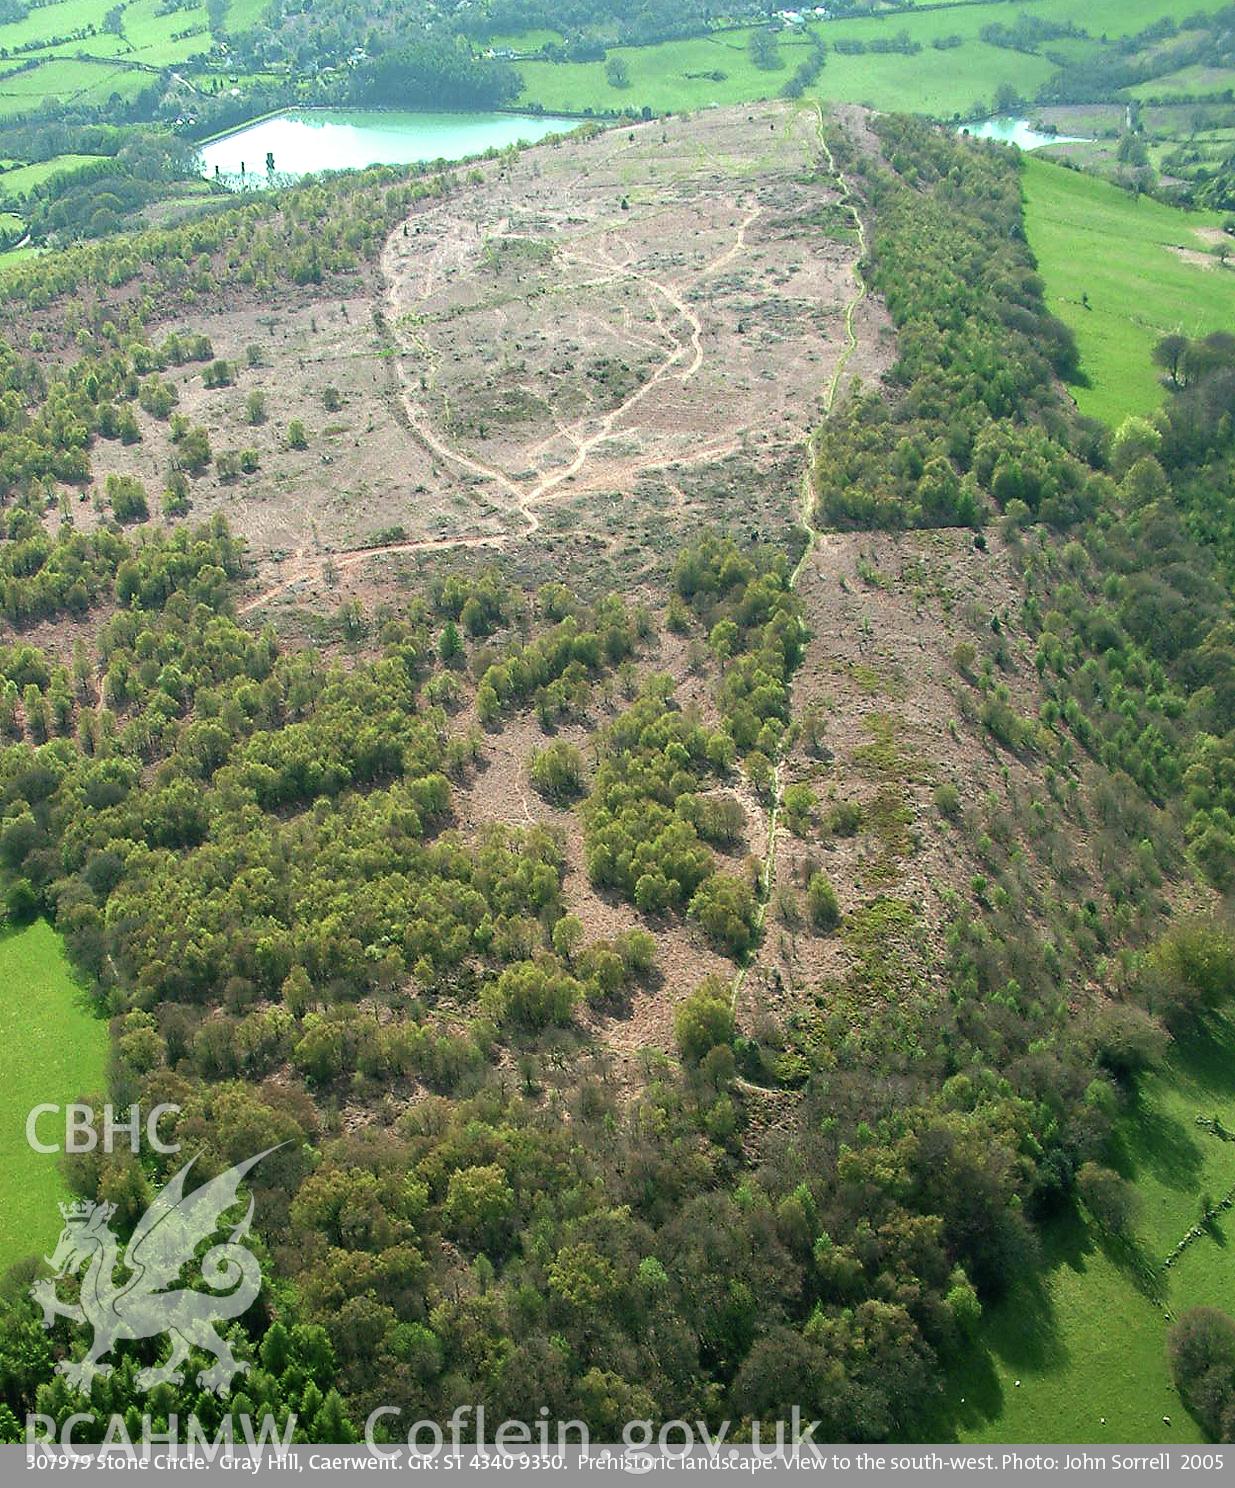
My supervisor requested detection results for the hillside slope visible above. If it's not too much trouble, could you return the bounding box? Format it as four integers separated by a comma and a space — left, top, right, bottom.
0, 106, 1234, 1448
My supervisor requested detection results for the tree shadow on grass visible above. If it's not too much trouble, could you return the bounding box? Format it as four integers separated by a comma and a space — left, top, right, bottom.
1096, 1226, 1165, 1302
934, 1013, 1235, 1441
1108, 1092, 1206, 1198
928, 1335, 1004, 1441
1202, 1210, 1229, 1249
926, 1202, 1091, 1440
0, 914, 104, 1020
1170, 1009, 1235, 1104
1105, 1008, 1235, 1208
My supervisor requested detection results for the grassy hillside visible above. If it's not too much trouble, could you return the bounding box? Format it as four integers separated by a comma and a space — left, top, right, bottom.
0, 0, 1228, 133
956, 1222, 1199, 1445
513, 0, 1235, 120
515, 29, 1055, 120
0, 921, 108, 1275
0, 154, 102, 203
954, 1010, 1235, 1444
1023, 157, 1235, 425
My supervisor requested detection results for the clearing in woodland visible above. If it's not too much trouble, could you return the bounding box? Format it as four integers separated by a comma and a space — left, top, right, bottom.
83, 103, 888, 617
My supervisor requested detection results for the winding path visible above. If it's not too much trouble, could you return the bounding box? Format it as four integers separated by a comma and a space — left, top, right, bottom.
239, 182, 764, 612
238, 112, 862, 654
730, 104, 869, 1019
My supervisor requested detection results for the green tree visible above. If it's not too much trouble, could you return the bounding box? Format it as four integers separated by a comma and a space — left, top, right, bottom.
482, 960, 579, 1031
1169, 1308, 1235, 1440
748, 28, 783, 70
106, 474, 149, 524
529, 741, 585, 803
675, 977, 736, 1064
1076, 1161, 1140, 1237
203, 359, 235, 389
551, 914, 584, 964
807, 871, 840, 933
782, 783, 816, 836
688, 873, 757, 957
443, 1163, 515, 1254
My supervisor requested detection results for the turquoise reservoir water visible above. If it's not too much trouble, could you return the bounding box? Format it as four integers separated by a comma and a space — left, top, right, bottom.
199, 108, 577, 187
962, 116, 1090, 150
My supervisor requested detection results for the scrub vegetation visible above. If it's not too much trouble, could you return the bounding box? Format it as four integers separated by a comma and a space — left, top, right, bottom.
0, 0, 1234, 1456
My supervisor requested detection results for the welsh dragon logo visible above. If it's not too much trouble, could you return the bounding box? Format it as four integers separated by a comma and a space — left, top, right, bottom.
30, 1147, 277, 1396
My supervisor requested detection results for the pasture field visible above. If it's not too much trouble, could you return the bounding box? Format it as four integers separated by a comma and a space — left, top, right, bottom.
0, 244, 40, 269
0, 0, 211, 60
515, 28, 1055, 120
956, 1219, 1201, 1445
0, 0, 217, 124
1127, 63, 1235, 101
1022, 156, 1235, 424
0, 0, 1222, 131
1119, 1012, 1235, 1309
115, 0, 212, 67
513, 0, 1235, 121
222, 0, 270, 28
0, 0, 106, 53
1027, 0, 1231, 31
38, 32, 131, 62
957, 1009, 1235, 1445
0, 58, 149, 118
69, 64, 153, 105
16, 0, 1215, 127
0, 153, 102, 202
0, 920, 108, 1276
0, 58, 114, 96
0, 0, 1224, 129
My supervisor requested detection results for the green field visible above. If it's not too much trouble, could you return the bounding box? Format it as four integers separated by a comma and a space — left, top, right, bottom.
512, 0, 1235, 121
1023, 156, 1235, 424
515, 26, 1055, 120
0, 0, 1222, 130
0, 0, 212, 61
1126, 63, 1235, 101
954, 1010, 1235, 1444
0, 0, 1224, 128
1118, 1013, 1235, 1313
955, 1219, 1201, 1445
0, 0, 109, 53
226, 0, 272, 26
0, 0, 220, 122
0, 244, 41, 270
0, 920, 108, 1276
116, 0, 213, 67
0, 57, 150, 117
0, 153, 103, 202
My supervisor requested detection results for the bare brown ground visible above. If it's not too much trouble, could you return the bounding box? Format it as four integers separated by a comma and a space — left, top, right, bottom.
375, 102, 884, 540
77, 103, 886, 622
733, 525, 1117, 1130
1168, 245, 1220, 270
80, 105, 908, 1081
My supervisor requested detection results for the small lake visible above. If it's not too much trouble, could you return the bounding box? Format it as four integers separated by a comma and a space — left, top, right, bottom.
961, 116, 1090, 151
199, 108, 578, 188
